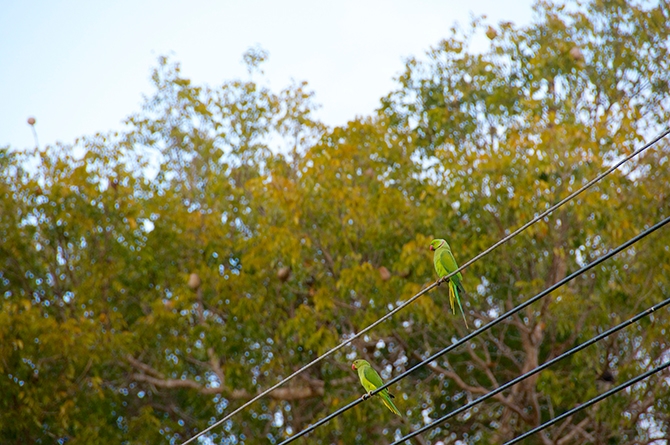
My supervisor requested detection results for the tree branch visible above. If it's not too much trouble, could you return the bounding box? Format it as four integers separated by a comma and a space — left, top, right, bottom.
131, 373, 325, 400
126, 355, 164, 378
557, 417, 595, 445
126, 354, 332, 401
399, 339, 531, 424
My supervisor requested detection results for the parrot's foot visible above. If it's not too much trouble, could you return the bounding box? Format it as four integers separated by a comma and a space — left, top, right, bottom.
362, 392, 372, 400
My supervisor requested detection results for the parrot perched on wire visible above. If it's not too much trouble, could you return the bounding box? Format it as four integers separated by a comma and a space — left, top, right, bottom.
352, 359, 401, 416
430, 238, 469, 328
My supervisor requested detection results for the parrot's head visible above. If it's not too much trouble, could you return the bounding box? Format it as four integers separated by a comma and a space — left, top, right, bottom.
429, 239, 446, 251
351, 359, 369, 370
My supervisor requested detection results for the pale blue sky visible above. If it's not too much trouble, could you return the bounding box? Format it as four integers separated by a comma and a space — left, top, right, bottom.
0, 1, 535, 150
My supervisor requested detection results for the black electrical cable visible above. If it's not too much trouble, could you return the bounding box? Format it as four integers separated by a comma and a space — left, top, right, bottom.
181, 129, 670, 445
278, 215, 670, 444
392, 296, 670, 444
503, 360, 670, 445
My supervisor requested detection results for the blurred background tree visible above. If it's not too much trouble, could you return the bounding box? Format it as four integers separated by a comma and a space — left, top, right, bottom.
1, 0, 669, 444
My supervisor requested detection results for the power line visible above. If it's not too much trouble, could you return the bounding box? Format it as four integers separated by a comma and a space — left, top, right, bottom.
278, 215, 670, 444
504, 360, 670, 445
392, 295, 670, 444
184, 129, 669, 444
180, 128, 670, 445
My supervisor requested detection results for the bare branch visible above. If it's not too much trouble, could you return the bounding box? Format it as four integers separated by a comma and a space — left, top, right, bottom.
557, 417, 595, 445
126, 355, 165, 378
131, 373, 325, 400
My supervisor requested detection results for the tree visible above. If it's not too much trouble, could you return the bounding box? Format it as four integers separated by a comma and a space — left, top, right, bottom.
380, 0, 670, 442
1, 0, 670, 443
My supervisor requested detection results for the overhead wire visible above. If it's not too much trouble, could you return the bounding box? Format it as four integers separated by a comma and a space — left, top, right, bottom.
277, 215, 670, 443
391, 295, 670, 444
503, 360, 670, 445
181, 128, 670, 445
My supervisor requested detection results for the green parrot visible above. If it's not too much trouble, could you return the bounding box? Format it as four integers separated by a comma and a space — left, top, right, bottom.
352, 359, 401, 416
430, 238, 469, 328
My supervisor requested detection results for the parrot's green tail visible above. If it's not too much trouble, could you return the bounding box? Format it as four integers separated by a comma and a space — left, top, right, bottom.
381, 392, 401, 416
449, 280, 469, 329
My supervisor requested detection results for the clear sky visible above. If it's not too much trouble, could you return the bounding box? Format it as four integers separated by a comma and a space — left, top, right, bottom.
0, 0, 535, 150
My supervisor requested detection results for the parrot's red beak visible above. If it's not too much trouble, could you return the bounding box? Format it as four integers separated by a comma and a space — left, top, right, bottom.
430, 245, 434, 251
351, 363, 356, 370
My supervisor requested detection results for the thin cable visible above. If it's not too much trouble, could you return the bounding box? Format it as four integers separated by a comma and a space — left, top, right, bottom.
278, 215, 670, 444
504, 360, 670, 445
181, 128, 670, 445
392, 296, 670, 444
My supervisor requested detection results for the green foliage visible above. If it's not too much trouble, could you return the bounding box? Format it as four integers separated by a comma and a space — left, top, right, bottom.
2, 1, 670, 443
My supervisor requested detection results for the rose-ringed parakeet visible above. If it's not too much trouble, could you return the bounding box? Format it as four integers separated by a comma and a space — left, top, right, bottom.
430, 238, 469, 328
352, 359, 401, 416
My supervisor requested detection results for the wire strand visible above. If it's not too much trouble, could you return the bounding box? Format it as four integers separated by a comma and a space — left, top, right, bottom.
277, 214, 670, 444
503, 360, 670, 445
181, 128, 670, 445
392, 295, 670, 444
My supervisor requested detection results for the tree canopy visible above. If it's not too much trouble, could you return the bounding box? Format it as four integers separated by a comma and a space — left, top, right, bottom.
2, 0, 670, 444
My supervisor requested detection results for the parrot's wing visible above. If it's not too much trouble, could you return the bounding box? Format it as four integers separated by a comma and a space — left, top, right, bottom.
436, 247, 459, 274
362, 365, 385, 389
433, 250, 448, 277
437, 247, 464, 283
